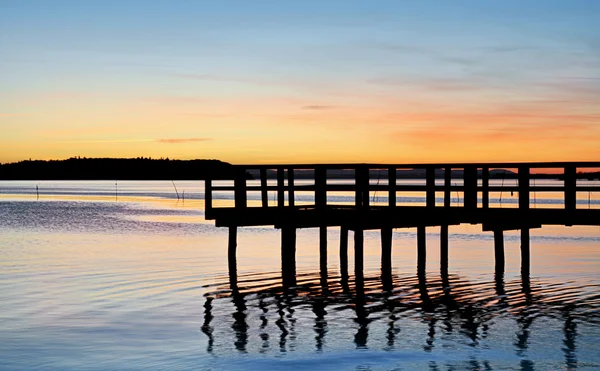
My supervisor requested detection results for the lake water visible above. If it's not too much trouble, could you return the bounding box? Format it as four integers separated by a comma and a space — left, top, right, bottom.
1, 180, 599, 370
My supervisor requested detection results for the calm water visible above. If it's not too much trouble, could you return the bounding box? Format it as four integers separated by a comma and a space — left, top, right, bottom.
1, 180, 599, 370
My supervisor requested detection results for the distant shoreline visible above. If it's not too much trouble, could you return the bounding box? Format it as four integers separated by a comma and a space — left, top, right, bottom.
1, 158, 598, 180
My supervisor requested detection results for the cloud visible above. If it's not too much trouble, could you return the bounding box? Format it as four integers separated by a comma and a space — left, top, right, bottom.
367, 77, 485, 92
0, 113, 32, 117
301, 105, 336, 110
156, 138, 213, 144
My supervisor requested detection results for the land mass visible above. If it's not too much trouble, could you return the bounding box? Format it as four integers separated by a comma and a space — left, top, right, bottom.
0, 158, 598, 180
0, 157, 237, 180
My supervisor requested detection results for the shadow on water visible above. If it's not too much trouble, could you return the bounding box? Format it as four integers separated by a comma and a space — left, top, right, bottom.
201, 262, 600, 369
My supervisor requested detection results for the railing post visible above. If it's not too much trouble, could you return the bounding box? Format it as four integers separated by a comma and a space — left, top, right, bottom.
260, 168, 268, 208
518, 166, 530, 210
315, 166, 326, 209
464, 165, 477, 210
564, 165, 576, 211
288, 168, 295, 207
426, 167, 435, 208
388, 167, 396, 207
277, 168, 285, 208
355, 166, 369, 209
204, 178, 213, 218
234, 168, 247, 210
481, 167, 489, 209
444, 167, 452, 208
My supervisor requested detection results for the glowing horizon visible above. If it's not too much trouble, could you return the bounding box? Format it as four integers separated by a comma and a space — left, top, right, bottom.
1, 1, 599, 164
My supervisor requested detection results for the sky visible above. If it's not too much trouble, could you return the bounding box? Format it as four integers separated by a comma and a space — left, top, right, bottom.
1, 0, 599, 164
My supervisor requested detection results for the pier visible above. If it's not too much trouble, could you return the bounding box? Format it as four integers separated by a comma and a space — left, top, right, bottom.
204, 162, 600, 287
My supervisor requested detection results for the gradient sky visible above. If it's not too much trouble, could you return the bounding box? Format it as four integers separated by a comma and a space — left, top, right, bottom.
1, 0, 599, 164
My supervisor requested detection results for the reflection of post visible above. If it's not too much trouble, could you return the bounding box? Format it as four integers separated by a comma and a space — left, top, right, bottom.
312, 298, 327, 351
563, 313, 577, 370
417, 270, 432, 311
275, 294, 289, 352
520, 228, 530, 277
417, 226, 426, 274
201, 297, 214, 353
353, 228, 368, 350
228, 226, 238, 293
232, 292, 248, 353
440, 225, 449, 274
258, 299, 270, 353
381, 227, 393, 292
281, 227, 297, 287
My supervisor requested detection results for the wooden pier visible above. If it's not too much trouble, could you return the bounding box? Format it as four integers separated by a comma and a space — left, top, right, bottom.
204, 162, 600, 287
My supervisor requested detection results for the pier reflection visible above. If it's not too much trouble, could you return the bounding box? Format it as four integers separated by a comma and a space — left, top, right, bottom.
201, 261, 598, 368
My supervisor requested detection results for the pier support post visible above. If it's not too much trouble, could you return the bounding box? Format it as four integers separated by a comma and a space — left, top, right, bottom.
521, 228, 530, 276
320, 225, 328, 284
417, 226, 426, 274
281, 227, 297, 287
494, 230, 505, 273
340, 227, 349, 278
381, 228, 392, 272
440, 225, 449, 273
228, 226, 238, 292
354, 229, 364, 284
381, 227, 393, 291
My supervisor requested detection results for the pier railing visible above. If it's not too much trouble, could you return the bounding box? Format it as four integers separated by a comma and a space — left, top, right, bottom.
205, 162, 600, 217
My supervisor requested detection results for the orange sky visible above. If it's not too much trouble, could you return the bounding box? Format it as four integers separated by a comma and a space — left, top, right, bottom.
1, 2, 599, 164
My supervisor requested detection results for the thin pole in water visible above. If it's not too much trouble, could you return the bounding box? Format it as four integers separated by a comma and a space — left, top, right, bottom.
36, 185, 39, 200
171, 180, 180, 200
115, 180, 118, 201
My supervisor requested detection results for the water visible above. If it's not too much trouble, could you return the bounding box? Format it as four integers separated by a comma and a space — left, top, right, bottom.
1, 181, 599, 370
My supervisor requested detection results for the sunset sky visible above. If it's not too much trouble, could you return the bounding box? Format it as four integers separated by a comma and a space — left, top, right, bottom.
1, 1, 599, 164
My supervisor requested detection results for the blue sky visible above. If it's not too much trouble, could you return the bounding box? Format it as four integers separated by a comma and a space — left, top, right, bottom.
1, 1, 599, 163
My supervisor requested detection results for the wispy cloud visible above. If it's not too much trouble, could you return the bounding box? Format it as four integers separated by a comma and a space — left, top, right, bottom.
301, 105, 336, 110
0, 113, 33, 117
156, 138, 213, 144
59, 138, 213, 144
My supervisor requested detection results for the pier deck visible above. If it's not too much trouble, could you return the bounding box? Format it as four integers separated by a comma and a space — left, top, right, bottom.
204, 162, 600, 288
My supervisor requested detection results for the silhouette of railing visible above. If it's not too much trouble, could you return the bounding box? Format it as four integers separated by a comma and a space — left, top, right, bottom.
205, 162, 600, 216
